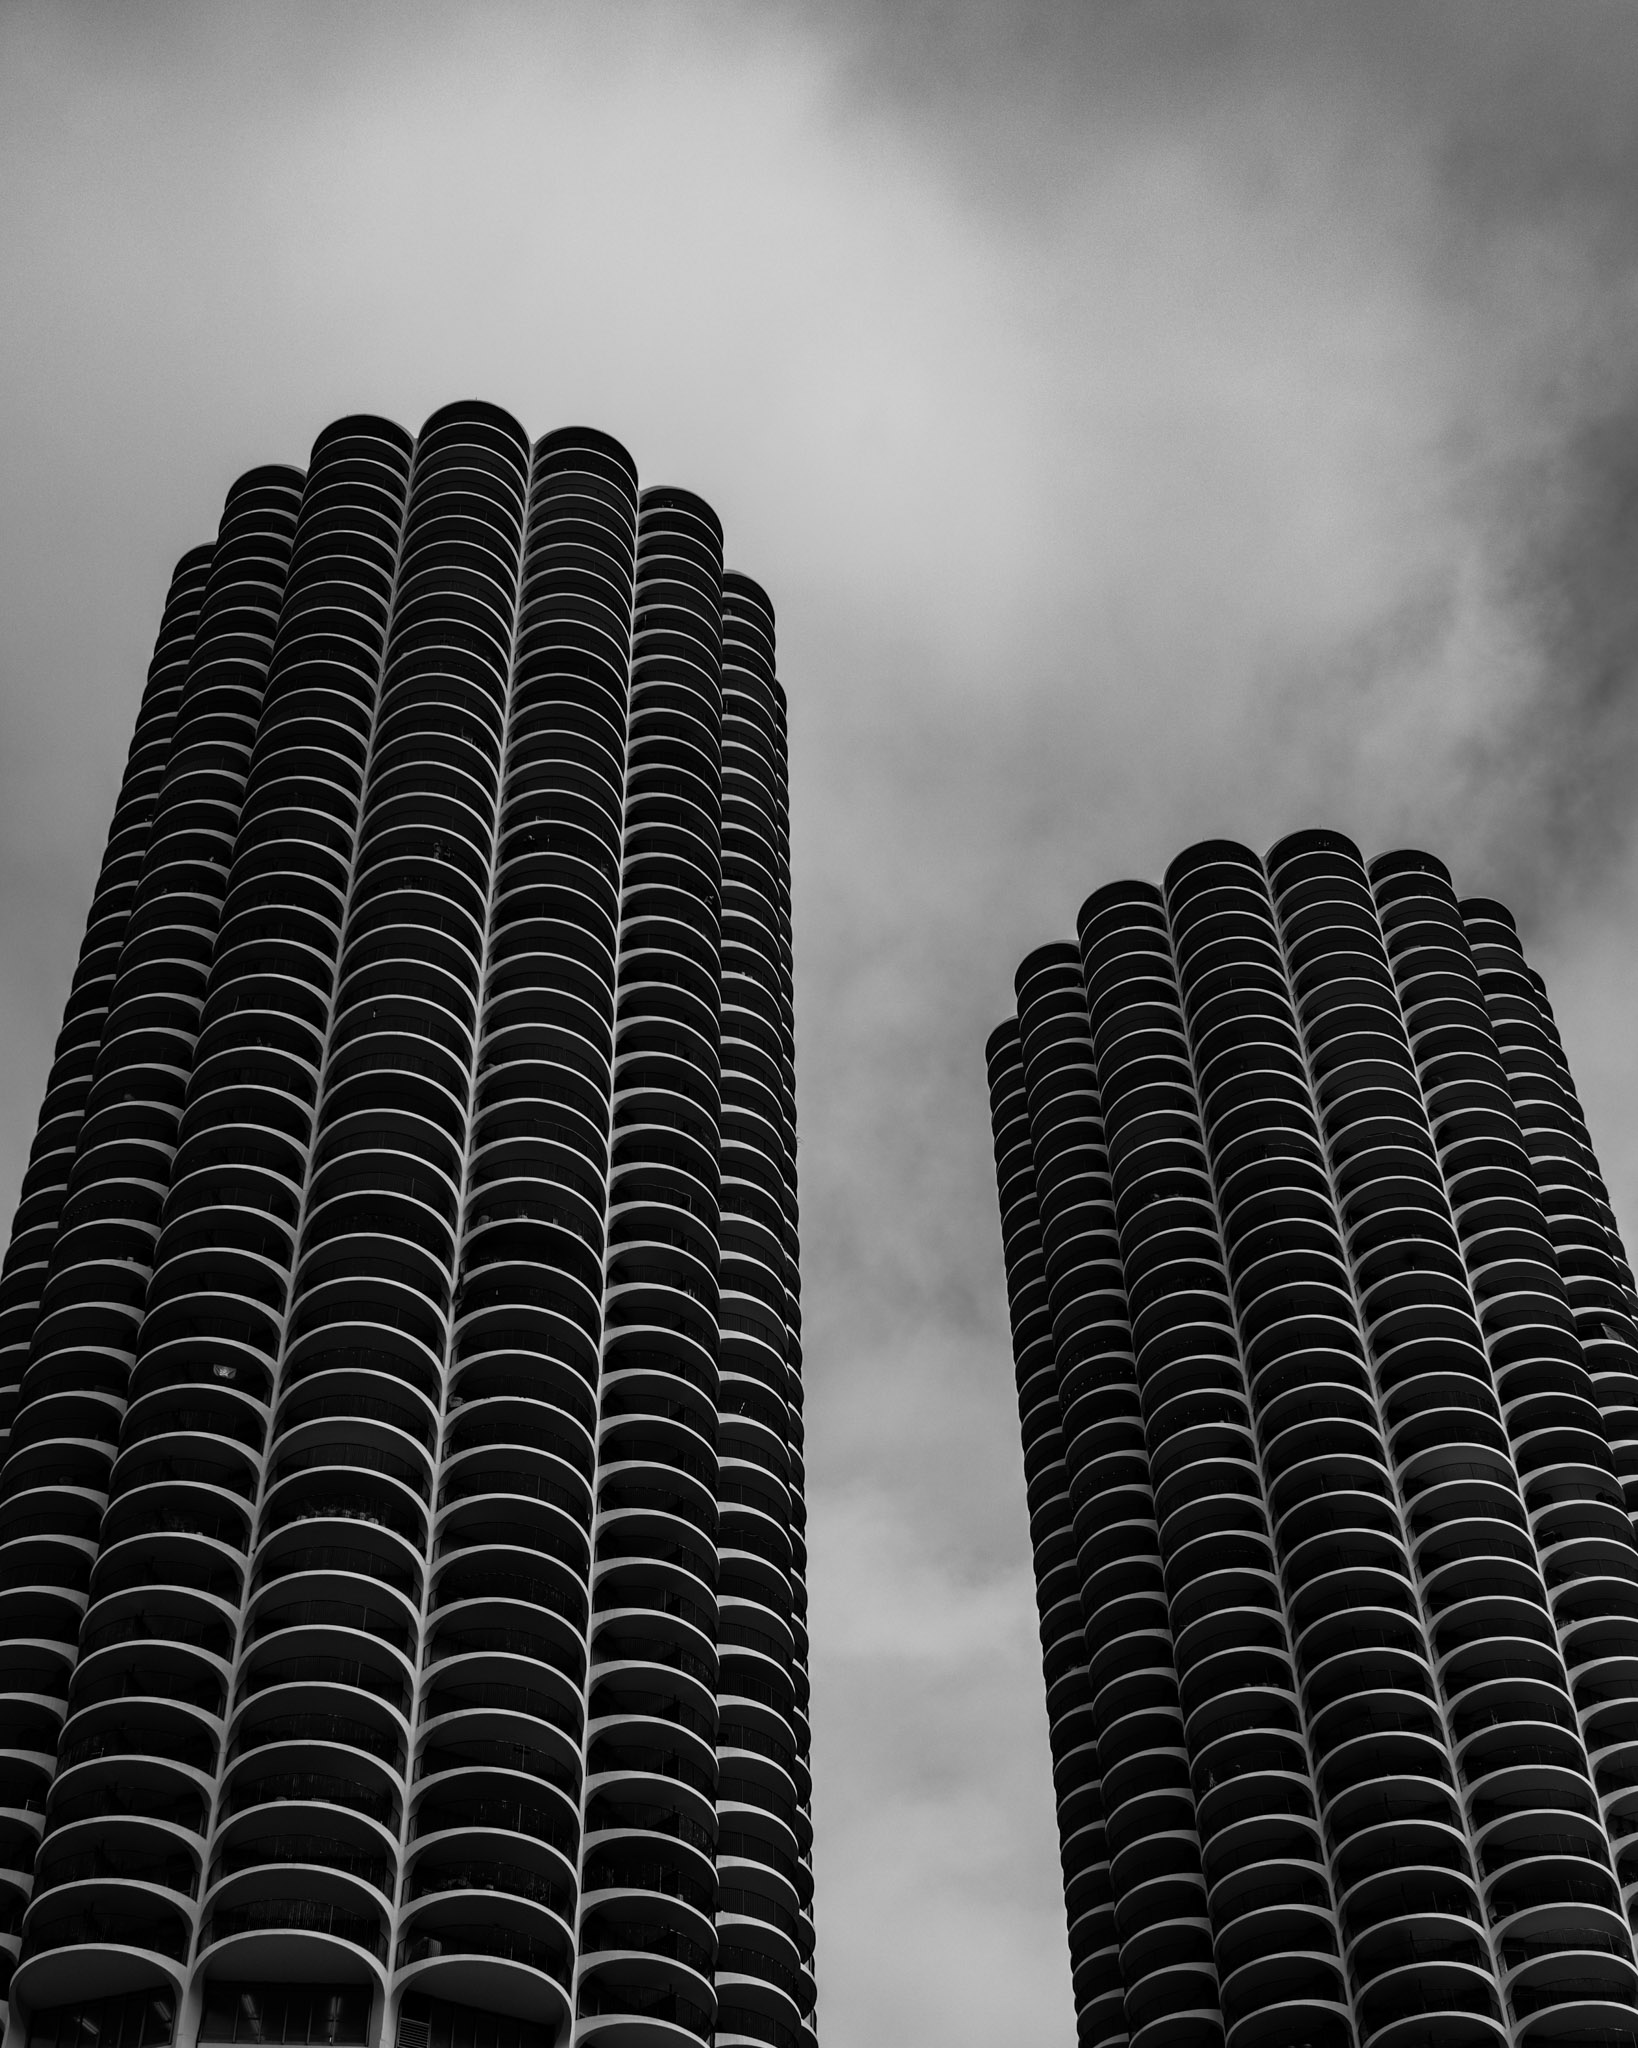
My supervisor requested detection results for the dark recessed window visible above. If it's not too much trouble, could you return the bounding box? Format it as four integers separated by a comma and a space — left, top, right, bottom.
395, 1995, 551, 2048
29, 1992, 176, 2048
199, 1985, 369, 2047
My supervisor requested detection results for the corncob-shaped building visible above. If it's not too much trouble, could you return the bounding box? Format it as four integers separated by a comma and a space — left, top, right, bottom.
989, 830, 1638, 2048
0, 403, 814, 2048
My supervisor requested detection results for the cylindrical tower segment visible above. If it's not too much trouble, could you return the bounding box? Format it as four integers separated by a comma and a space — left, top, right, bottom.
30, 417, 415, 2031
0, 405, 810, 2048
6, 466, 304, 2021
1084, 879, 1356, 2048
1169, 839, 1491, 2048
1269, 828, 1566, 2047
1461, 901, 1638, 1510
0, 545, 214, 1983
135, 415, 415, 2029
1160, 842, 1370, 2048
0, 546, 215, 1460
711, 573, 811, 2048
997, 827, 1638, 2048
396, 424, 640, 2046
193, 405, 530, 2010
575, 487, 725, 2048
1460, 901, 1638, 1947
1073, 890, 1228, 2048
988, 1010, 1121, 2048
756, 657, 808, 1946
1009, 950, 1131, 2048
1365, 849, 1638, 2036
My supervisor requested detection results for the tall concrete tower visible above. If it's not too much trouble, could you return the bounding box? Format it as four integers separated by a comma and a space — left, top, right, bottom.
990, 831, 1638, 2048
0, 404, 813, 2048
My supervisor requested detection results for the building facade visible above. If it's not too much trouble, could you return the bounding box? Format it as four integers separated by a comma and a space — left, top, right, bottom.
0, 404, 813, 2048
988, 831, 1638, 2048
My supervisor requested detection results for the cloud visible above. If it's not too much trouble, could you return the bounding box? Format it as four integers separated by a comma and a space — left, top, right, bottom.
809, 1487, 1071, 2040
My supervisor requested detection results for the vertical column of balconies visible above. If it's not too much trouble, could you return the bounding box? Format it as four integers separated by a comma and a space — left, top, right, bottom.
985, 983, 1137, 2048
711, 575, 811, 2048
17, 419, 415, 2031
987, 1022, 1087, 2015
165, 416, 410, 2011
1363, 852, 1638, 2036
1461, 904, 1638, 1962
990, 1003, 1127, 2048
0, 546, 213, 1969
1460, 902, 1638, 1517
190, 405, 529, 2009
1266, 829, 1597, 2048
1545, 1011, 1638, 1319
396, 426, 640, 2043
759, 664, 814, 2048
762, 654, 813, 2048
1164, 840, 1487, 2048
1079, 885, 1349, 2048
1007, 951, 1133, 2048
0, 467, 303, 2014
1265, 838, 1517, 2045
769, 614, 814, 2048
575, 488, 724, 2048
1463, 910, 1638, 2001
0, 546, 214, 1465
1477, 908, 1638, 1316
1071, 889, 1223, 2046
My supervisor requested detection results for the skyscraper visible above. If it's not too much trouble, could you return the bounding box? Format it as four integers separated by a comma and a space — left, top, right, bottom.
988, 831, 1638, 2048
0, 404, 813, 2048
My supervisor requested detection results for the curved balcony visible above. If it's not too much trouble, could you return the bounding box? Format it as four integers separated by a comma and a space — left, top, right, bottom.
574, 1961, 712, 2048
195, 1863, 390, 1984
710, 1911, 803, 2048
420, 1650, 582, 1750
1460, 899, 1638, 1494
274, 1352, 439, 1463
251, 1499, 423, 1605
394, 1926, 571, 2044
54, 1674, 221, 1784
13, 1876, 192, 2015
222, 1735, 401, 1832
404, 1832, 574, 1947
32, 1813, 200, 1914
106, 1420, 259, 1519
245, 1559, 417, 1653
410, 1770, 578, 1864
430, 1519, 590, 1655
262, 1444, 429, 1551
207, 1804, 395, 1898
237, 1612, 412, 1716
267, 1416, 432, 1530
393, 1875, 573, 2015
228, 1674, 407, 1782
578, 1818, 716, 2019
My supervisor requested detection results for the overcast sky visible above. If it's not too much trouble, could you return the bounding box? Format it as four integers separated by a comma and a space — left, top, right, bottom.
7, 5, 1638, 2042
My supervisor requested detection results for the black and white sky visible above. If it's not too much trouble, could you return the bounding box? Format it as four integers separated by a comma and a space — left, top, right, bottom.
7, 4, 1638, 2040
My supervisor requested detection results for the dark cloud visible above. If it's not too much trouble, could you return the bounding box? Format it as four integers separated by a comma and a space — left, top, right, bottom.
802, 0, 1638, 921
1459, 401, 1638, 917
